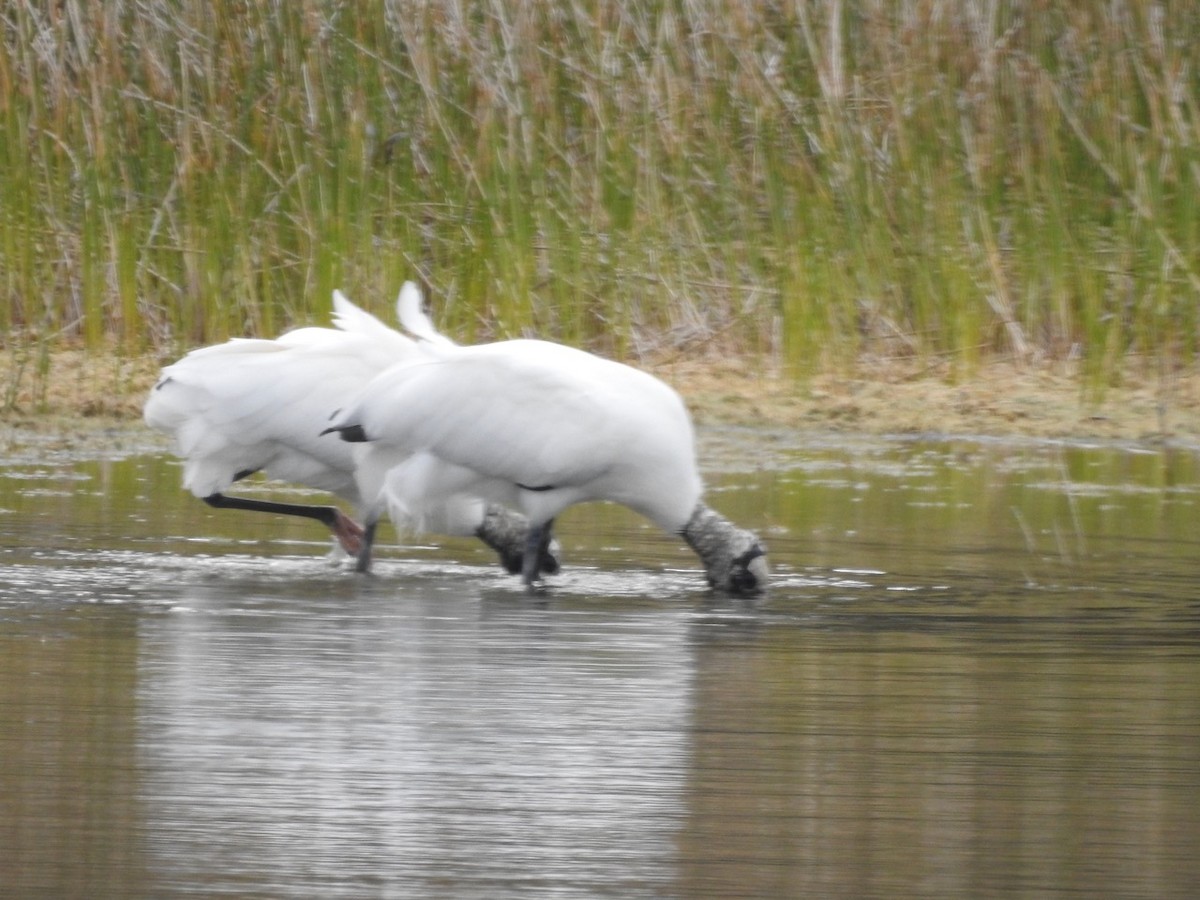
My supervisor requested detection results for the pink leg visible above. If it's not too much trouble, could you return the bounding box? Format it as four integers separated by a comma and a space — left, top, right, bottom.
330, 509, 366, 555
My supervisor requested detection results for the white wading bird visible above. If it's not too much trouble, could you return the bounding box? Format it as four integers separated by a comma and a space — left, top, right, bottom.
144, 289, 557, 575
324, 283, 768, 594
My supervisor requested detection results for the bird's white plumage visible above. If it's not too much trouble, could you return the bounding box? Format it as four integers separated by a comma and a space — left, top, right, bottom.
334, 335, 704, 533
145, 290, 425, 505
395, 281, 454, 346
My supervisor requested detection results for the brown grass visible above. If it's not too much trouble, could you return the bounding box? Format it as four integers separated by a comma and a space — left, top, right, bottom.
4, 346, 1197, 445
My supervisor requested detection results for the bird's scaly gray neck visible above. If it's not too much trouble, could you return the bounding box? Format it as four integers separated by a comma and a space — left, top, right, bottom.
476, 505, 561, 576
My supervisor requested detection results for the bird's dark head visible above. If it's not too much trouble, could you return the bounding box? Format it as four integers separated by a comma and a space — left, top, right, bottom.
726, 540, 768, 595
681, 503, 768, 596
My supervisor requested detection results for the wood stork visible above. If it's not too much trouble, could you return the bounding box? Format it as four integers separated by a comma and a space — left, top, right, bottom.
324, 284, 768, 594
143, 289, 557, 575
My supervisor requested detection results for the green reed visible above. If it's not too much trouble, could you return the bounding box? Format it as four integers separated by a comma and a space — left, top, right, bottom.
1, 0, 1197, 381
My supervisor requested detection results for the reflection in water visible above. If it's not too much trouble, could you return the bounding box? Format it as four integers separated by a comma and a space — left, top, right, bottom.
1, 436, 1200, 896
136, 583, 692, 897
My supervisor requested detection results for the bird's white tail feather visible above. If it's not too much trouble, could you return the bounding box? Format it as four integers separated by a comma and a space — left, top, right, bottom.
397, 281, 454, 346
330, 289, 426, 363
376, 451, 487, 536
330, 290, 394, 338
384, 492, 486, 537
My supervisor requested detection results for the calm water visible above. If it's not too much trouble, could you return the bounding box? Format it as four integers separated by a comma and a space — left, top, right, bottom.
2, 429, 1199, 898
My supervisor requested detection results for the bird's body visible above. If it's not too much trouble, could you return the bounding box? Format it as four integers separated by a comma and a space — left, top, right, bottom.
328, 287, 767, 593
144, 290, 549, 573
145, 323, 395, 503
342, 339, 702, 531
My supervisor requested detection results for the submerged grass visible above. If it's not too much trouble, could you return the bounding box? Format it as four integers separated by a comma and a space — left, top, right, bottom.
1, 0, 1199, 394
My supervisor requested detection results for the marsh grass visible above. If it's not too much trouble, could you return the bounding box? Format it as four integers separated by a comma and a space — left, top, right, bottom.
1, 0, 1198, 390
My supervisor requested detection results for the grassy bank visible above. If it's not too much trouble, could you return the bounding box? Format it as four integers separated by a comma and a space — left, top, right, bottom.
2, 1, 1199, 384
4, 347, 1199, 449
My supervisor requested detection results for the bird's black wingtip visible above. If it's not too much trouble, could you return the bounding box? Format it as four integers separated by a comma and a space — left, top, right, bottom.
321, 423, 370, 442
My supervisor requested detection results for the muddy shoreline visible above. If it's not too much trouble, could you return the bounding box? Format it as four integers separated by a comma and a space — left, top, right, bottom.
3, 349, 1199, 459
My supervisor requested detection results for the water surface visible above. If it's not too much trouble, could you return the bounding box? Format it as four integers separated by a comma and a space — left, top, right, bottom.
2, 431, 1198, 897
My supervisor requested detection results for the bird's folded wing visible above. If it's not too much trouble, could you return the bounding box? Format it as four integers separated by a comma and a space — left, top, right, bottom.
345, 352, 620, 489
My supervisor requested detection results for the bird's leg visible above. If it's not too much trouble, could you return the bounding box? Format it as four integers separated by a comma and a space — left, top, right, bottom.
203, 493, 365, 555
355, 520, 378, 574
328, 509, 365, 556
520, 518, 556, 588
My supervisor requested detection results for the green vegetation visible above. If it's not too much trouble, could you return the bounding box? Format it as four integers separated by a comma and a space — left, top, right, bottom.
2, 1, 1198, 379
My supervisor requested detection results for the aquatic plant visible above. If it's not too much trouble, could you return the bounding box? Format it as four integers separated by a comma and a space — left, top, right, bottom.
1, 0, 1197, 383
